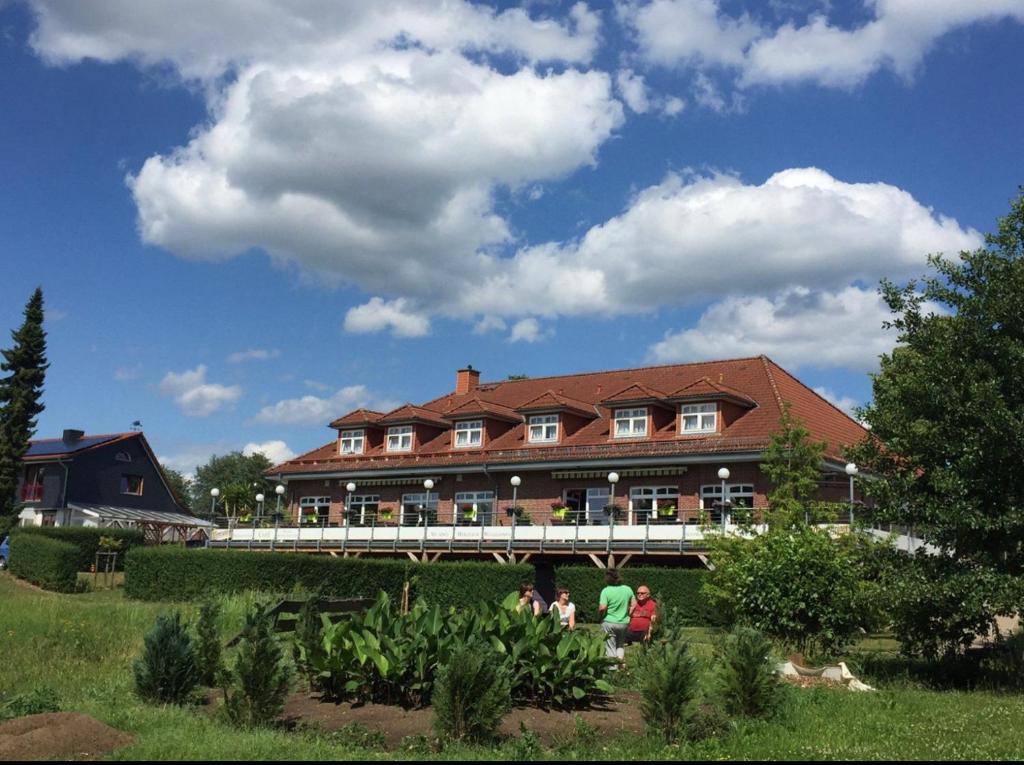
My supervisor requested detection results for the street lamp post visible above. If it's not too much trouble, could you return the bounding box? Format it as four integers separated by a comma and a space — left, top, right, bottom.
210, 487, 220, 521
718, 467, 730, 533
345, 482, 357, 526
274, 484, 285, 522
510, 475, 521, 527
845, 463, 859, 525
255, 493, 264, 521
423, 479, 434, 526
608, 472, 619, 525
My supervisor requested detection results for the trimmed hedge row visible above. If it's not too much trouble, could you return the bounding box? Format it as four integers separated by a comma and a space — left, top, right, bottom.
8, 534, 81, 592
124, 546, 532, 609
11, 526, 144, 571
553, 565, 712, 625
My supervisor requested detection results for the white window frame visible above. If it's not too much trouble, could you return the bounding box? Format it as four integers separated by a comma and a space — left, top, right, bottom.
700, 484, 755, 524
453, 420, 483, 448
400, 491, 439, 525
298, 496, 331, 522
339, 429, 365, 455
613, 407, 648, 438
386, 425, 413, 452
680, 402, 717, 434
528, 414, 559, 443
347, 494, 380, 525
455, 490, 494, 525
629, 486, 679, 524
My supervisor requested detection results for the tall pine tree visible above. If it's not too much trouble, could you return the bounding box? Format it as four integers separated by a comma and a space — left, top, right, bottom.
0, 288, 49, 521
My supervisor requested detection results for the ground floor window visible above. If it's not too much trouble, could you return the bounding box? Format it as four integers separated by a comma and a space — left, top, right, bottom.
455, 491, 494, 525
347, 494, 380, 525
629, 486, 679, 524
401, 492, 439, 525
298, 496, 331, 524
699, 484, 755, 524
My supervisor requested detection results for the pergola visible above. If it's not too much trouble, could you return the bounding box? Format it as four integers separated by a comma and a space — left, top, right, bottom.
71, 503, 214, 544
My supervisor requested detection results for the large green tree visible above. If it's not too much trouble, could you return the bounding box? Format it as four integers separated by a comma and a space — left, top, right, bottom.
0, 287, 48, 522
850, 189, 1024, 655
191, 451, 274, 517
760, 403, 827, 528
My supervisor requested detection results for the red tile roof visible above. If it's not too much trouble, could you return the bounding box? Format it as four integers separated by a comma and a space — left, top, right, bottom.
667, 377, 757, 407
441, 396, 523, 423
516, 390, 598, 418
328, 408, 385, 429
271, 356, 869, 475
600, 382, 673, 408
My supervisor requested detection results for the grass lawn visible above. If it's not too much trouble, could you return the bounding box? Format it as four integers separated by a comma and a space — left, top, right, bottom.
3, 572, 1024, 760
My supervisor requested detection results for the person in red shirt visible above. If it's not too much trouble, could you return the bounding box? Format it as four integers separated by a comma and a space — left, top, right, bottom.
627, 584, 657, 644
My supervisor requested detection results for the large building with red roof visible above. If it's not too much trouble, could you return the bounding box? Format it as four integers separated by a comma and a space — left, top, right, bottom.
268, 356, 868, 529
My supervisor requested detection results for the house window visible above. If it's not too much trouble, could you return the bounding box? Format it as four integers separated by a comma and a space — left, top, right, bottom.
455, 491, 494, 525
386, 425, 413, 452
629, 486, 679, 524
700, 484, 755, 524
339, 429, 364, 455
613, 407, 648, 438
401, 492, 439, 526
299, 496, 331, 523
528, 414, 559, 443
21, 465, 44, 502
120, 474, 144, 496
681, 403, 717, 434
347, 494, 380, 525
115, 451, 132, 462
453, 420, 483, 448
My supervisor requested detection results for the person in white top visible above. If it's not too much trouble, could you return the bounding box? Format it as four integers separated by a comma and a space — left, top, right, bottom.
551, 586, 576, 630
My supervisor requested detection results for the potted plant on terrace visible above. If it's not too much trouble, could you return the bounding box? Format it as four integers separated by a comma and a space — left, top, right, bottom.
378, 505, 395, 524
550, 502, 571, 524
461, 504, 479, 524
656, 503, 678, 523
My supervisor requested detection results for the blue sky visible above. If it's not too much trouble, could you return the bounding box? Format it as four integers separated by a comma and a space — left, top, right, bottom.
2, 1, 1022, 474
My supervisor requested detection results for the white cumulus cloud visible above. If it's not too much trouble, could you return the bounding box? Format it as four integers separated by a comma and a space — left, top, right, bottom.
508, 317, 552, 343
252, 385, 399, 426
158, 365, 242, 417
227, 348, 280, 363
242, 440, 296, 465
344, 297, 431, 338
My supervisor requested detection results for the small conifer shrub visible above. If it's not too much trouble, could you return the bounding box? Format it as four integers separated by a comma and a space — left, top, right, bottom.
134, 612, 199, 704
432, 644, 511, 743
223, 604, 292, 727
713, 626, 782, 718
638, 638, 700, 742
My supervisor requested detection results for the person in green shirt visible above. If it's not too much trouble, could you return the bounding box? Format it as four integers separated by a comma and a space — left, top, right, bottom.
598, 568, 635, 666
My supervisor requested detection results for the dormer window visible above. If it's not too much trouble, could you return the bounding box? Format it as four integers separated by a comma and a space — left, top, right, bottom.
528, 414, 559, 443
453, 420, 483, 448
613, 407, 648, 438
386, 425, 413, 452
681, 403, 717, 434
339, 429, 365, 455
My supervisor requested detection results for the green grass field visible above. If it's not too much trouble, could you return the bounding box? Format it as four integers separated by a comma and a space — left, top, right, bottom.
3, 573, 1024, 760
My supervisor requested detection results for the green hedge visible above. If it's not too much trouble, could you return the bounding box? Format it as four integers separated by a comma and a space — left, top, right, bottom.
11, 526, 144, 571
553, 566, 711, 625
125, 547, 532, 609
8, 534, 81, 593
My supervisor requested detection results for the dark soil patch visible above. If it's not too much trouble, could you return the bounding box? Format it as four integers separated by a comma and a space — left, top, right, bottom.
0, 712, 134, 760
283, 691, 645, 747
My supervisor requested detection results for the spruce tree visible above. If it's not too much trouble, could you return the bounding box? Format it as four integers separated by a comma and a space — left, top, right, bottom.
0, 287, 48, 521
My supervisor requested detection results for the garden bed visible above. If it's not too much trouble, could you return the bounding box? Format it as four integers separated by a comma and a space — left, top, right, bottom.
282, 691, 645, 747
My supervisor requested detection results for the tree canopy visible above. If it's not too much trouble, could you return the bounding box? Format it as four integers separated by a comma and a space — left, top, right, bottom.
0, 287, 48, 521
190, 451, 275, 517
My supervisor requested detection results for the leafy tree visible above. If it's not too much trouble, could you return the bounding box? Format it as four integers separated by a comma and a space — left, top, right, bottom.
760, 404, 827, 528
160, 464, 193, 512
849, 189, 1024, 655
190, 451, 273, 517
0, 287, 48, 522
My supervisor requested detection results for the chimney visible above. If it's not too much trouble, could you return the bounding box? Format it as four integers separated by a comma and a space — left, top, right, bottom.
62, 429, 85, 445
456, 365, 480, 395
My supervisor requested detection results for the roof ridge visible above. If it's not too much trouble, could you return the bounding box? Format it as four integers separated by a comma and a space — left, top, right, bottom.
29, 432, 134, 444
759, 355, 786, 417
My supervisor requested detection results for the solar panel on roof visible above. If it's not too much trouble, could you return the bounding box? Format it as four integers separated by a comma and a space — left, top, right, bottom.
25, 434, 123, 457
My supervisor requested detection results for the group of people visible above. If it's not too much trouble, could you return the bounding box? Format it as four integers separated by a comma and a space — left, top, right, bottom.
515, 568, 658, 664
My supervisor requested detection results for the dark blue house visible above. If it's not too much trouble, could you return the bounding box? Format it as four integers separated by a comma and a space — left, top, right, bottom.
16, 429, 211, 542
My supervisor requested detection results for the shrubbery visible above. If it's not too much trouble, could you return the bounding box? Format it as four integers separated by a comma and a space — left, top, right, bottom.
134, 612, 199, 705
295, 591, 613, 709
12, 526, 143, 571
713, 627, 782, 719
638, 638, 700, 742
222, 604, 292, 727
554, 565, 709, 625
194, 601, 224, 686
703, 527, 881, 654
124, 547, 530, 608
8, 533, 80, 592
433, 644, 511, 743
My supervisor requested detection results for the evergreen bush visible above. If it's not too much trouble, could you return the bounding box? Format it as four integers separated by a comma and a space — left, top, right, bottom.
432, 643, 511, 743
134, 612, 199, 705
222, 604, 292, 727
713, 626, 782, 719
194, 600, 223, 686
638, 637, 700, 742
